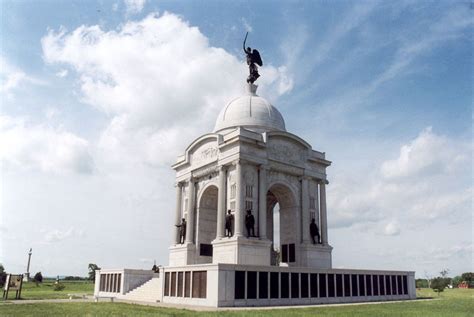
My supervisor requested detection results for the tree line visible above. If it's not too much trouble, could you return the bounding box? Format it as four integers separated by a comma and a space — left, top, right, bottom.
416, 270, 474, 295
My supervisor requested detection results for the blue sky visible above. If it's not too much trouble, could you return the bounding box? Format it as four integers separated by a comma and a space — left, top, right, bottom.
1, 0, 472, 278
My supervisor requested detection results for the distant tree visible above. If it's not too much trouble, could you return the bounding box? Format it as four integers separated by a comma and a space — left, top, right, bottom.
440, 269, 449, 278
431, 277, 450, 296
88, 263, 101, 281
33, 272, 43, 283
64, 276, 85, 281
461, 272, 474, 287
452, 276, 462, 287
416, 279, 429, 288
0, 263, 6, 287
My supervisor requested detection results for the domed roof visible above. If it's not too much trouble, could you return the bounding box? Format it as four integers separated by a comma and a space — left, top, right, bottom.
213, 84, 286, 133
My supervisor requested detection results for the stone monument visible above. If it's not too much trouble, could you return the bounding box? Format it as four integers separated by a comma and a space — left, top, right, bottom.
94, 39, 416, 306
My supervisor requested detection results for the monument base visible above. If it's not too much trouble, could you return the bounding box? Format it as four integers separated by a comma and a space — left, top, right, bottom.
95, 264, 416, 307
212, 236, 272, 265
169, 243, 195, 266
299, 243, 333, 268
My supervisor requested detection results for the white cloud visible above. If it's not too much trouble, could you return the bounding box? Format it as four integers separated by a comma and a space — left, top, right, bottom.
41, 12, 291, 167
0, 56, 46, 94
383, 220, 400, 236
423, 243, 473, 262
124, 0, 146, 14
329, 127, 471, 230
55, 69, 68, 78
380, 127, 467, 180
45, 107, 60, 120
43, 227, 84, 243
0, 115, 94, 174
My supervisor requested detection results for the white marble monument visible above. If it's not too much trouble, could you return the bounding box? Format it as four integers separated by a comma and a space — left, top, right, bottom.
94, 83, 416, 307
169, 83, 332, 269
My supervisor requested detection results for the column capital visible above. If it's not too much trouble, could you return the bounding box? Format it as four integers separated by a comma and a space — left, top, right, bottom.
258, 164, 269, 171
318, 179, 329, 185
298, 175, 311, 181
232, 159, 242, 166
175, 182, 183, 188
218, 164, 228, 171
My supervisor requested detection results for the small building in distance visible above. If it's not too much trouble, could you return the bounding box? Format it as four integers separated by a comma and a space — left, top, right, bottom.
458, 281, 471, 289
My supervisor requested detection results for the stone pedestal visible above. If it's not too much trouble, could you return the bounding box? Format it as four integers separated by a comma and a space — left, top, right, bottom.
212, 237, 272, 266
168, 243, 195, 266
298, 243, 333, 269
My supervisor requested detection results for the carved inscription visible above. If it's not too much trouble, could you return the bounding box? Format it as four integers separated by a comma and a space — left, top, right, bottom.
191, 141, 218, 166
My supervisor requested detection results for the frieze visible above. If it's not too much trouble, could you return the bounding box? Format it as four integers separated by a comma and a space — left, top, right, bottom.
267, 140, 306, 165
192, 165, 219, 180
268, 161, 304, 176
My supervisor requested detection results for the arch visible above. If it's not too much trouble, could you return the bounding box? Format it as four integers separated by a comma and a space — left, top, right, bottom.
266, 180, 299, 209
196, 184, 218, 264
196, 181, 219, 205
266, 181, 299, 266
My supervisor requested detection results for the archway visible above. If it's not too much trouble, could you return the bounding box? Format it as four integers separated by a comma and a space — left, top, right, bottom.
196, 185, 218, 264
266, 183, 298, 266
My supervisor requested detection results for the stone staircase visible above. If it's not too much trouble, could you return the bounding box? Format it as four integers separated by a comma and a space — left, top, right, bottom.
121, 277, 161, 303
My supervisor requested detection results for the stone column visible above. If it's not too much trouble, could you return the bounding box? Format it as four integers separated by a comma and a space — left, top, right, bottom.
258, 166, 267, 239
185, 178, 195, 244
301, 177, 310, 243
174, 182, 183, 244
319, 181, 328, 245
216, 166, 226, 239
314, 180, 320, 230
234, 161, 243, 237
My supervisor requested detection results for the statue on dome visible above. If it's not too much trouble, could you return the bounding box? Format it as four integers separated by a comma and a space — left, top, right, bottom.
243, 32, 263, 84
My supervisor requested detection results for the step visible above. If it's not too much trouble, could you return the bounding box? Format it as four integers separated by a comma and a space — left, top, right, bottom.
121, 277, 162, 303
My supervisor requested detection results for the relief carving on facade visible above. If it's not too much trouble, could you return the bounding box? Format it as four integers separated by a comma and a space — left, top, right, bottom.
193, 165, 219, 180
268, 139, 306, 165
243, 168, 255, 184
191, 141, 218, 166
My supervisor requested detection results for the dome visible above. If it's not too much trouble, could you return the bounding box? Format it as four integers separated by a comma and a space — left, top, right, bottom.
213, 84, 286, 133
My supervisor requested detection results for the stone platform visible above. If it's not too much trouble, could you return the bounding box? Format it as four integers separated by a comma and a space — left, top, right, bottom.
95, 264, 415, 307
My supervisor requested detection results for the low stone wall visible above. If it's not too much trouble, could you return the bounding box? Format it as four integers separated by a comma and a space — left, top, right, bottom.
95, 264, 415, 307
161, 263, 416, 307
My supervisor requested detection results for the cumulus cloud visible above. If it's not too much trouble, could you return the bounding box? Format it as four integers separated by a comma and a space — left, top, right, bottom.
43, 227, 84, 243
41, 12, 292, 167
329, 127, 471, 230
124, 0, 146, 14
0, 115, 94, 174
0, 56, 45, 95
380, 127, 468, 180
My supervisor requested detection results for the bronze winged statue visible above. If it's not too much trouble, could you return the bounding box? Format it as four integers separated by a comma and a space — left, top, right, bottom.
243, 32, 263, 84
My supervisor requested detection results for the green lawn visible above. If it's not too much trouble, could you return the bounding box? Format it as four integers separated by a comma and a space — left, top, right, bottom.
2, 280, 94, 300
0, 288, 472, 316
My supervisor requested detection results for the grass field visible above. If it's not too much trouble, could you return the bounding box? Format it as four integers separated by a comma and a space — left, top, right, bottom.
0, 286, 473, 316
2, 280, 94, 300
